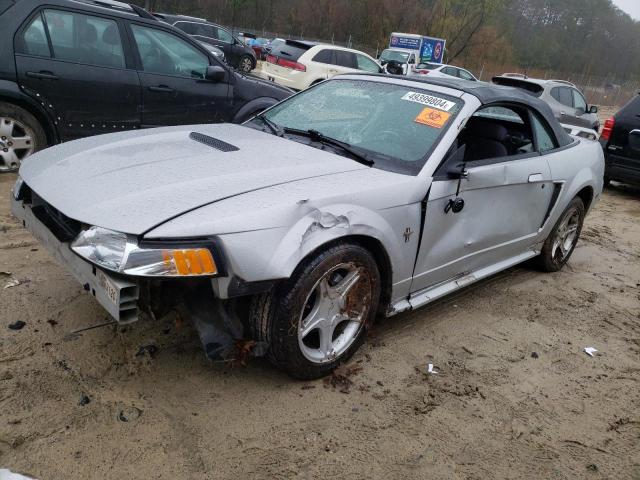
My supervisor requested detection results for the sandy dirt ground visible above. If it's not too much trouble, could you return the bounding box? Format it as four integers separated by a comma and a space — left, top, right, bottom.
0, 170, 639, 479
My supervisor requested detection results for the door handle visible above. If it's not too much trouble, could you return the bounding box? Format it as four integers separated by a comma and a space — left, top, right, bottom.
25, 71, 58, 80
528, 173, 544, 183
148, 85, 175, 93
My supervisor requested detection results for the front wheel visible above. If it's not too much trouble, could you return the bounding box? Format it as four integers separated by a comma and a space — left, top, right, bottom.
535, 197, 585, 272
248, 242, 381, 379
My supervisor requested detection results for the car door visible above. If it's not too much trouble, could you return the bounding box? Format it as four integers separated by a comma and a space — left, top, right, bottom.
309, 48, 333, 80
129, 23, 231, 126
14, 8, 141, 141
569, 88, 594, 128
551, 87, 576, 125
411, 105, 555, 293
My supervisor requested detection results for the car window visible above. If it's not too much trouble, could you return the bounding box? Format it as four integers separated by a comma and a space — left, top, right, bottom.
530, 113, 557, 152
416, 63, 440, 70
131, 25, 208, 78
312, 49, 333, 64
552, 87, 573, 107
174, 21, 196, 35
572, 89, 587, 112
268, 41, 310, 61
19, 13, 50, 57
334, 50, 357, 69
42, 9, 125, 68
356, 54, 380, 73
464, 106, 535, 161
216, 27, 233, 43
458, 69, 475, 81
442, 67, 457, 76
259, 79, 463, 174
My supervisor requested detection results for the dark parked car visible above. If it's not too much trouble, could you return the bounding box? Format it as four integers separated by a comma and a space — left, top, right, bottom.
154, 13, 257, 73
0, 0, 291, 171
600, 93, 640, 187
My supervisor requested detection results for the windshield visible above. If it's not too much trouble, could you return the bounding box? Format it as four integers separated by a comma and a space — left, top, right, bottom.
380, 49, 409, 63
253, 79, 463, 175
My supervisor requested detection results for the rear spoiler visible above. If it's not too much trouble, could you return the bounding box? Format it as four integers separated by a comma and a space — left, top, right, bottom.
284, 39, 317, 50
492, 76, 544, 96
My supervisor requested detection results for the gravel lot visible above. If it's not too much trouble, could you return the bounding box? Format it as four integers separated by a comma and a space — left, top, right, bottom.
1, 169, 639, 479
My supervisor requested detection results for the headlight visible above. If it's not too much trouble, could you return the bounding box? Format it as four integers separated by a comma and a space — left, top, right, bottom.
71, 226, 219, 277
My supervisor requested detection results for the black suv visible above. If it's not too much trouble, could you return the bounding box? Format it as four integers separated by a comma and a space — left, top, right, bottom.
0, 0, 291, 171
154, 13, 257, 74
600, 93, 640, 187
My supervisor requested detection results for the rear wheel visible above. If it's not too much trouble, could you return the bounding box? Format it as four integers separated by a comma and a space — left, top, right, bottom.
238, 55, 254, 73
0, 102, 47, 172
535, 197, 585, 272
248, 242, 381, 379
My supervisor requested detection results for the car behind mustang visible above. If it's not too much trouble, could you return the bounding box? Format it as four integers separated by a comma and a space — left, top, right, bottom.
11, 74, 604, 379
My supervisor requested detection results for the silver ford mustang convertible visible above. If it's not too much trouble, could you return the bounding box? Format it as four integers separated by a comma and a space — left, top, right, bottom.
11, 74, 604, 379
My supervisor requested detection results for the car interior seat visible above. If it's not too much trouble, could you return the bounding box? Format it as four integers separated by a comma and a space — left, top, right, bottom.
461, 117, 509, 161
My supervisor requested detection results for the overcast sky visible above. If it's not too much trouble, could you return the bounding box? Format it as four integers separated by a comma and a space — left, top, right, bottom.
613, 0, 640, 20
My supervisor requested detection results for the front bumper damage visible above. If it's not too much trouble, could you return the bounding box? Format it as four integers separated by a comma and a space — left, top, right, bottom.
11, 192, 140, 323
10, 185, 267, 361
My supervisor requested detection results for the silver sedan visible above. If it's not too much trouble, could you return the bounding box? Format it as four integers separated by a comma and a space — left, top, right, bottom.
11, 74, 604, 379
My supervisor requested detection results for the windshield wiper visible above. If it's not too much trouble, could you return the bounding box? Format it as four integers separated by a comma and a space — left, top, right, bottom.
282, 128, 374, 167
255, 115, 283, 136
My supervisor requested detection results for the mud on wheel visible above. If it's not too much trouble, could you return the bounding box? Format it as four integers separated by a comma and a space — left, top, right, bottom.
248, 242, 381, 379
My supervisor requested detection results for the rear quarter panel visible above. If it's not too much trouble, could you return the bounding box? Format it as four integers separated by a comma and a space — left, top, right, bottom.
544, 138, 604, 231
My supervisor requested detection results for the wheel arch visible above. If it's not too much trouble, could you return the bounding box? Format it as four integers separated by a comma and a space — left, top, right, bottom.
231, 96, 279, 124
575, 185, 594, 211
0, 80, 58, 145
289, 234, 394, 316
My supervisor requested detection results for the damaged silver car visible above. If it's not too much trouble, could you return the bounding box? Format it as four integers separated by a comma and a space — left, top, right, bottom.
11, 74, 604, 379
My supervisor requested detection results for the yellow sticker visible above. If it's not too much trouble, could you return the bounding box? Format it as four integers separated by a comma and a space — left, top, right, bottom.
414, 107, 451, 128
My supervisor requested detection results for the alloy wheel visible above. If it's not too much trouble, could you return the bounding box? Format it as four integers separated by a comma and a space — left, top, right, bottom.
297, 262, 372, 364
239, 57, 253, 73
0, 117, 35, 172
551, 206, 581, 263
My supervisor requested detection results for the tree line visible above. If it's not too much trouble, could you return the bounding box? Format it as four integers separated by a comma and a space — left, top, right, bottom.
136, 0, 640, 84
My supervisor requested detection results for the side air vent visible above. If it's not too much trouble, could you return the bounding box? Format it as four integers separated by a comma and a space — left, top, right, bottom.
189, 132, 239, 152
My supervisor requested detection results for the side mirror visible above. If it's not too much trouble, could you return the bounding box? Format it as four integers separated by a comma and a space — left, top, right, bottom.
589, 105, 599, 114
206, 65, 226, 82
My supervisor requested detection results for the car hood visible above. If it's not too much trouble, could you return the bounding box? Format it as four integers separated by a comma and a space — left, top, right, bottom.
19, 124, 368, 235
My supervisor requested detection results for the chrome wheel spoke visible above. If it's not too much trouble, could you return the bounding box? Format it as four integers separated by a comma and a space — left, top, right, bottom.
0, 118, 14, 138
329, 269, 361, 302
317, 321, 336, 360
298, 263, 371, 364
11, 136, 32, 150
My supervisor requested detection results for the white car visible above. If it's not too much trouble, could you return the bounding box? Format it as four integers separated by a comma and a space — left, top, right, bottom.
262, 40, 382, 90
410, 62, 478, 81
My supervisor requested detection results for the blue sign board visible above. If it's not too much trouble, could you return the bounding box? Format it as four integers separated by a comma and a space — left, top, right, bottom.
420, 36, 446, 64
389, 35, 422, 50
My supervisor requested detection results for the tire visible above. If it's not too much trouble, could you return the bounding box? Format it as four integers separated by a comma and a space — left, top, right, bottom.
238, 55, 254, 73
248, 242, 381, 379
0, 102, 47, 172
534, 197, 585, 272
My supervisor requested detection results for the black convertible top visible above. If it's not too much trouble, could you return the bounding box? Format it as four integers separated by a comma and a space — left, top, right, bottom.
348, 73, 574, 147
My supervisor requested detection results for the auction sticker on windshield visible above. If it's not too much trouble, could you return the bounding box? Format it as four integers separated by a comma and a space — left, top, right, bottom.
401, 92, 456, 111
414, 107, 451, 128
